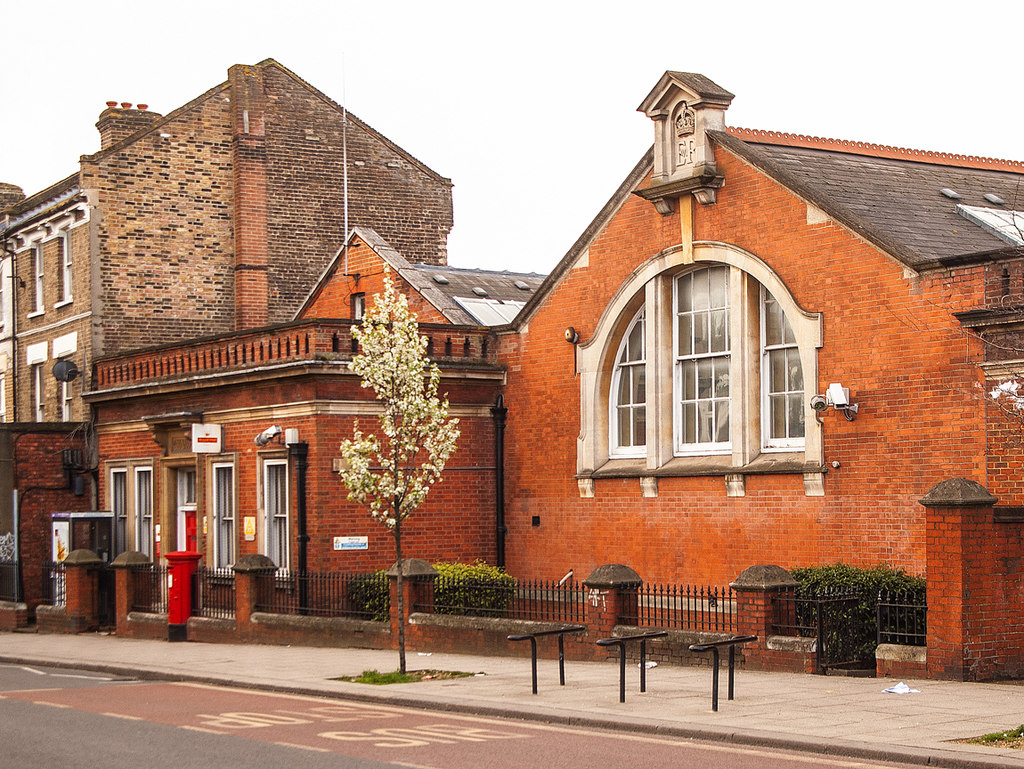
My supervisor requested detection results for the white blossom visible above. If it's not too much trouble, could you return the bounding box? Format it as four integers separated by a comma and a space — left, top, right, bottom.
337, 269, 460, 672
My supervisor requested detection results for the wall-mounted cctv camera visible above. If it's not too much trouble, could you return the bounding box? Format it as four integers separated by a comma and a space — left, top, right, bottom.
826, 383, 850, 407
810, 395, 828, 412
254, 424, 282, 447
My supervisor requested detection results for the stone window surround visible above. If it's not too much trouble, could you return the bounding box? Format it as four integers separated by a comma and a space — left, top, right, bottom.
577, 240, 824, 497
107, 461, 154, 557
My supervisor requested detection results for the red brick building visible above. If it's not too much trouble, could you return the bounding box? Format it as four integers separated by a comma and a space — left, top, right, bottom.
83, 226, 541, 572
497, 72, 1024, 588
31, 70, 1024, 678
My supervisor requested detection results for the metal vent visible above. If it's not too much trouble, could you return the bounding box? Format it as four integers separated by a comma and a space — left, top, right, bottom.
514, 280, 531, 291
432, 274, 449, 285
940, 188, 962, 200
472, 287, 488, 297
984, 193, 1006, 206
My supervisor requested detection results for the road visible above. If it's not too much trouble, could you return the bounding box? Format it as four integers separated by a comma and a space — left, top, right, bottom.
0, 663, 930, 769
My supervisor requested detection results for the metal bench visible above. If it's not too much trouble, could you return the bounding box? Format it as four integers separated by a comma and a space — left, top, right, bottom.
596, 630, 668, 702
507, 625, 586, 694
688, 634, 757, 711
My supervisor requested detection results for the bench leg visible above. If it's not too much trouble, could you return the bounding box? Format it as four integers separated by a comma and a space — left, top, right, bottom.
618, 644, 626, 703
728, 644, 736, 701
558, 633, 566, 686
529, 637, 538, 695
711, 647, 720, 712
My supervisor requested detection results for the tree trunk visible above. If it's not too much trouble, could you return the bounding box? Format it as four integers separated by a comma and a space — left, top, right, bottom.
395, 508, 406, 674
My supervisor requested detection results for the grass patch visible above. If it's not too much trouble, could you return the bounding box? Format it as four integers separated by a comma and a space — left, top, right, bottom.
960, 724, 1024, 749
335, 668, 477, 685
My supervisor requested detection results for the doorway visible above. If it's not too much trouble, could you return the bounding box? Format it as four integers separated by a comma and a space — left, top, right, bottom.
176, 468, 198, 552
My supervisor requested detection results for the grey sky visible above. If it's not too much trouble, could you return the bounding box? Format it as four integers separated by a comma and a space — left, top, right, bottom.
2, 1, 1021, 275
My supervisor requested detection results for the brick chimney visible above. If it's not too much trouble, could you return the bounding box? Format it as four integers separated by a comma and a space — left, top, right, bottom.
229, 64, 270, 330
0, 183, 25, 212
95, 103, 162, 150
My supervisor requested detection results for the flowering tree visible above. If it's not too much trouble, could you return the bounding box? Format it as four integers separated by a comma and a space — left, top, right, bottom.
338, 272, 460, 673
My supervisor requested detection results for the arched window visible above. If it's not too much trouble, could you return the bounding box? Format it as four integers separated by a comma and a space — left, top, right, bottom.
675, 266, 730, 453
762, 289, 804, 449
610, 308, 646, 456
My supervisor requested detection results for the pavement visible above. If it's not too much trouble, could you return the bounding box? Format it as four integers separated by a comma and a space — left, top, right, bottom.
2, 632, 1024, 769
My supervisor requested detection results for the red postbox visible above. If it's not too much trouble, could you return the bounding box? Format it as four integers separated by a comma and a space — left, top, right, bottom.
165, 551, 202, 642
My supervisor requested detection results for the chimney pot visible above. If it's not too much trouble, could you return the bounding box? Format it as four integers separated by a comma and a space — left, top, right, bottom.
105, 100, 118, 108
120, 102, 132, 109
137, 103, 149, 111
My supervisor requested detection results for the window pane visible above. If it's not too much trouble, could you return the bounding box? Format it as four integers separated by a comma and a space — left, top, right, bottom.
715, 400, 730, 443
215, 466, 234, 568
714, 358, 730, 397
765, 297, 783, 346
697, 358, 713, 398
770, 349, 786, 391
677, 314, 692, 356
693, 314, 708, 354
787, 349, 803, 391
677, 273, 692, 311
783, 314, 796, 346
626, 320, 643, 361
710, 309, 728, 352
634, 408, 646, 445
617, 409, 632, 446
709, 267, 727, 308
697, 401, 713, 443
771, 394, 786, 438
692, 270, 709, 310
633, 368, 646, 404
788, 393, 805, 438
683, 361, 696, 400
682, 403, 696, 444
617, 372, 631, 404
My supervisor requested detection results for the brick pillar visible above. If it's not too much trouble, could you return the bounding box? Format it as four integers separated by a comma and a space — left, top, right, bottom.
229, 63, 270, 329
583, 564, 642, 660
233, 553, 277, 639
920, 478, 999, 681
111, 551, 151, 633
387, 559, 438, 651
730, 564, 798, 671
63, 549, 103, 633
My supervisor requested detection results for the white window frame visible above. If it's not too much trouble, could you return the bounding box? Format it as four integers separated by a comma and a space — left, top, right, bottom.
609, 308, 647, 457
0, 373, 6, 423
31, 241, 44, 315
31, 364, 44, 422
60, 379, 73, 422
111, 468, 128, 555
212, 463, 235, 569
262, 459, 289, 569
673, 266, 731, 455
134, 466, 153, 557
58, 229, 73, 304
761, 288, 805, 451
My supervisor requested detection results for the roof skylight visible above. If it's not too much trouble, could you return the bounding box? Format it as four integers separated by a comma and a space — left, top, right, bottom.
956, 204, 1024, 247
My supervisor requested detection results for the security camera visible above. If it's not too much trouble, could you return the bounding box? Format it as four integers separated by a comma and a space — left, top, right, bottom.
810, 395, 828, 412
826, 383, 850, 408
254, 425, 282, 447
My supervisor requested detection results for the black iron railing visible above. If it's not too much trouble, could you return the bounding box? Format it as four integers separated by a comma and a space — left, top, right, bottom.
130, 565, 168, 614
194, 566, 235, 619
620, 583, 735, 632
254, 570, 389, 621
877, 589, 927, 646
423, 576, 586, 622
40, 562, 65, 607
0, 560, 19, 602
773, 587, 876, 672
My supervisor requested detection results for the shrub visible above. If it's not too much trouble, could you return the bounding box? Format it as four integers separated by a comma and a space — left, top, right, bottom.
787, 563, 926, 666
347, 570, 390, 622
432, 560, 517, 617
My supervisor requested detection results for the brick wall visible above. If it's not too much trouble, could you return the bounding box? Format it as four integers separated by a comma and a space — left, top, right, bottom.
498, 146, 991, 587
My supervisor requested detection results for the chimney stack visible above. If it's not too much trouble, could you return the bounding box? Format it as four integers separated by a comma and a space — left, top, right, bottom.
0, 183, 25, 212
96, 103, 162, 150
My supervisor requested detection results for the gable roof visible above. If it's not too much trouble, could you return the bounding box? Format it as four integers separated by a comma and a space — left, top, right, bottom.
297, 226, 544, 326
511, 124, 1024, 332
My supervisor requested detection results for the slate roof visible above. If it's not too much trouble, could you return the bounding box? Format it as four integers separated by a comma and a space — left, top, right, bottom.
711, 130, 1024, 270
298, 225, 545, 327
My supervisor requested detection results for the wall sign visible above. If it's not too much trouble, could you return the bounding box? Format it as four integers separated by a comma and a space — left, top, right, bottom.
333, 536, 368, 551
192, 423, 222, 453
